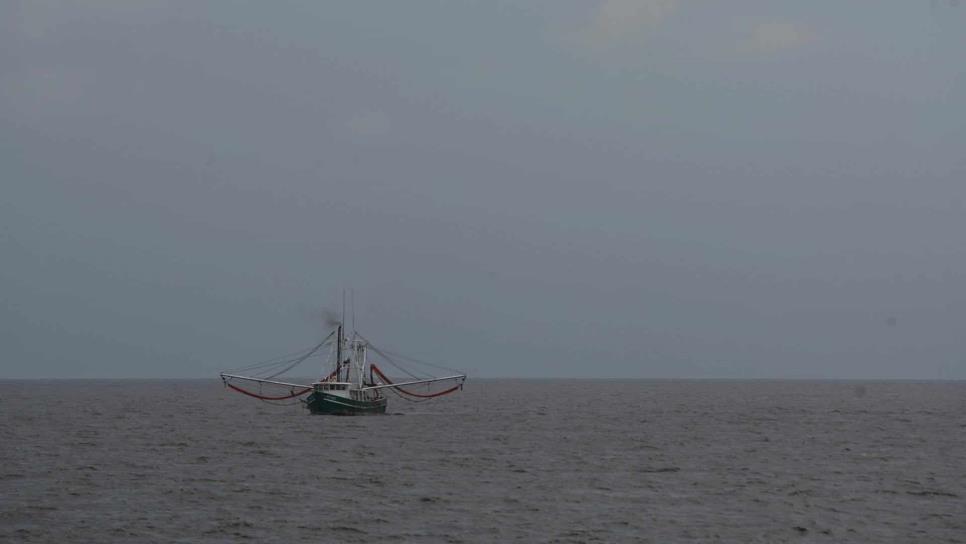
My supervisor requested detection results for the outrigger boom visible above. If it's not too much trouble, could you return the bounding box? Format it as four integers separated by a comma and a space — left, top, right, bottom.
218, 373, 466, 392
219, 374, 312, 390
360, 374, 466, 391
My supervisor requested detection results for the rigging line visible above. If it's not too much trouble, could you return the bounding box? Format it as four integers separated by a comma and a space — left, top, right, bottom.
362, 341, 426, 380
262, 335, 333, 379
250, 355, 311, 377
252, 357, 305, 379
373, 347, 464, 375
382, 383, 434, 403
355, 333, 464, 376
230, 346, 320, 372
355, 333, 436, 379
249, 353, 329, 379
355, 333, 424, 379
226, 331, 335, 373
248, 357, 305, 378
231, 355, 303, 374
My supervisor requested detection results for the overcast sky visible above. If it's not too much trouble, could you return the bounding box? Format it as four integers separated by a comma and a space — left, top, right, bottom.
2, 1, 965, 379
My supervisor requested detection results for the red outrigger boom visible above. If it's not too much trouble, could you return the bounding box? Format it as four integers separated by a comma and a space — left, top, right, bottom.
370, 364, 463, 399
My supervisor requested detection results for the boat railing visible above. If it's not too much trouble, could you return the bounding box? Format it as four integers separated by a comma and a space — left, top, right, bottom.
313, 382, 351, 391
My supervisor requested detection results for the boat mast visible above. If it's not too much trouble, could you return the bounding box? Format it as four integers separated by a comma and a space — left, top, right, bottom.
358, 341, 366, 387
339, 290, 346, 381
336, 324, 343, 381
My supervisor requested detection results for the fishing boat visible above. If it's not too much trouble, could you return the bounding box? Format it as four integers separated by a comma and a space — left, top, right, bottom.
220, 322, 466, 415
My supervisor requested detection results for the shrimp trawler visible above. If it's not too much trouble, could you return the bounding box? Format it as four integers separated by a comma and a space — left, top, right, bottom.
220, 322, 466, 415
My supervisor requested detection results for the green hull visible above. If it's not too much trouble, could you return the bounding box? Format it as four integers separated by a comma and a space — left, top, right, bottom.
304, 391, 387, 415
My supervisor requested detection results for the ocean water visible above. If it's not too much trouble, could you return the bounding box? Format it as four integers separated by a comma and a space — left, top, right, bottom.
1, 379, 964, 543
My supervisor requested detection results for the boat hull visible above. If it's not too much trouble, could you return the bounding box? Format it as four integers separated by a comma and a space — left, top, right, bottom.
304, 391, 387, 415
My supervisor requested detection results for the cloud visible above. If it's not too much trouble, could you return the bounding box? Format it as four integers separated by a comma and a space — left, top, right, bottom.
579, 0, 678, 48
748, 21, 814, 53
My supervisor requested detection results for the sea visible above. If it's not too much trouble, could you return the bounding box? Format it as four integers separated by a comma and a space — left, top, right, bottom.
1, 379, 964, 543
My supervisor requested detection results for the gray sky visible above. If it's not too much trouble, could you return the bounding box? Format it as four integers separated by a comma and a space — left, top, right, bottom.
2, 1, 965, 379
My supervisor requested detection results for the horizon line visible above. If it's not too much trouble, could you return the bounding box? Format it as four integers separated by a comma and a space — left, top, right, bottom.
1, 376, 964, 382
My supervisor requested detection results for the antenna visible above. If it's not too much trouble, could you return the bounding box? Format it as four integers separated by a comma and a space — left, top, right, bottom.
351, 288, 356, 332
